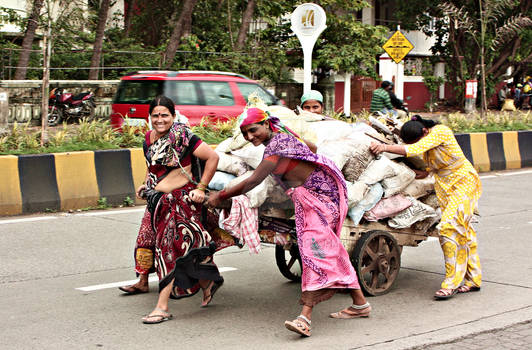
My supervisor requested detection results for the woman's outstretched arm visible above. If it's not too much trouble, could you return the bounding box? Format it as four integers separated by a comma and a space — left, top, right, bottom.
206, 158, 277, 207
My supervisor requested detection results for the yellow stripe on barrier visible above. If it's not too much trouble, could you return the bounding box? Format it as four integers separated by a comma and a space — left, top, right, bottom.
54, 152, 100, 210
0, 155, 22, 215
469, 133, 491, 172
129, 148, 147, 205
502, 131, 521, 169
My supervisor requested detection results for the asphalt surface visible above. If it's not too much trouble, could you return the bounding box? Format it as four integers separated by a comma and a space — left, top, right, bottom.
1, 169, 531, 350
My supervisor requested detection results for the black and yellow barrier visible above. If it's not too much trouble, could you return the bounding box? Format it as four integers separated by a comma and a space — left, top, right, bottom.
456, 130, 532, 173
1, 149, 146, 216
1, 130, 531, 216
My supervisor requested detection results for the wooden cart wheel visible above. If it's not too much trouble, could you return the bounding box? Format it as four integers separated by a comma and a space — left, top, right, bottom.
351, 230, 401, 296
275, 244, 302, 282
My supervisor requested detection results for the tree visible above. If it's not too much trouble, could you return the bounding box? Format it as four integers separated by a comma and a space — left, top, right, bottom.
235, 0, 256, 51
89, 0, 111, 80
162, 0, 198, 69
395, 0, 532, 110
14, 0, 44, 80
123, 0, 136, 37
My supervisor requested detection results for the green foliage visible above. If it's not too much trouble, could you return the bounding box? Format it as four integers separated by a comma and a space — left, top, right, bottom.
97, 197, 109, 209
443, 111, 532, 133
422, 61, 445, 112
192, 118, 237, 145
123, 196, 134, 207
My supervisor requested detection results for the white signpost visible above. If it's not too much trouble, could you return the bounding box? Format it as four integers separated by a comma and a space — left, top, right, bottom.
291, 3, 327, 95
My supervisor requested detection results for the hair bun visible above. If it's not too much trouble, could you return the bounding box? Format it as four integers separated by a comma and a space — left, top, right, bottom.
411, 115, 420, 121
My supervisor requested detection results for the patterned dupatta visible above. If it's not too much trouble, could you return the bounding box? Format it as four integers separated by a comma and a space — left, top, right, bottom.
144, 122, 195, 189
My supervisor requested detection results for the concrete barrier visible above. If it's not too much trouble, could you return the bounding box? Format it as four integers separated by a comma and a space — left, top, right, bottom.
1, 130, 531, 216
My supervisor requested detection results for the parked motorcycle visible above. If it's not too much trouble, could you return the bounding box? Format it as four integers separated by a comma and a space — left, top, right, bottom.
48, 88, 96, 126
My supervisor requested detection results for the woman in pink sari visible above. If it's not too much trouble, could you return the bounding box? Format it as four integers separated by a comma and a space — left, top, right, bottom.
207, 108, 371, 337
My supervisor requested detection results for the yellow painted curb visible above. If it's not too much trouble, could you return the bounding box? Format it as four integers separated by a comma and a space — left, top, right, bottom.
502, 131, 521, 169
130, 148, 147, 205
54, 152, 100, 210
469, 133, 491, 172
0, 155, 22, 215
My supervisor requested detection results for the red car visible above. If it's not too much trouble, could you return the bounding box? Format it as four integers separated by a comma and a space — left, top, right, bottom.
110, 70, 282, 128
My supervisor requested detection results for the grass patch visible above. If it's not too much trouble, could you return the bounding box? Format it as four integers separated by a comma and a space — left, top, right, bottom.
1, 111, 530, 155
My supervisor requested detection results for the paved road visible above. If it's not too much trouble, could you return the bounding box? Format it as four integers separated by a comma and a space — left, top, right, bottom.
1, 169, 531, 350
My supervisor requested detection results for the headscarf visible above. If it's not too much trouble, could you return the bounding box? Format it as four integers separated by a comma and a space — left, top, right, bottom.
300, 90, 323, 107
238, 107, 302, 140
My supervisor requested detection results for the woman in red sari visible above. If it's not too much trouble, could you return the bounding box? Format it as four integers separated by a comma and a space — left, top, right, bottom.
134, 96, 222, 324
207, 108, 371, 337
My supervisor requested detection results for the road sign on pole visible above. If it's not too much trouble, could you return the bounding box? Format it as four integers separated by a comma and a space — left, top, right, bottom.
291, 3, 327, 94
382, 30, 414, 64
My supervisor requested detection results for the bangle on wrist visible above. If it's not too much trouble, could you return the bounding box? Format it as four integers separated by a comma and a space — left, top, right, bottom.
219, 189, 230, 201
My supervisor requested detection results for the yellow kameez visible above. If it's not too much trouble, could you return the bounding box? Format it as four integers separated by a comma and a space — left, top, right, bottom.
405, 125, 482, 289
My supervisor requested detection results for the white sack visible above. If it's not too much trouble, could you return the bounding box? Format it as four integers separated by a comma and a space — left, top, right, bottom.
388, 196, 438, 229
381, 161, 416, 198
358, 157, 397, 185
341, 132, 376, 182
402, 176, 435, 199
230, 143, 265, 169
216, 152, 249, 176
348, 182, 384, 226
346, 181, 369, 208
208, 171, 236, 191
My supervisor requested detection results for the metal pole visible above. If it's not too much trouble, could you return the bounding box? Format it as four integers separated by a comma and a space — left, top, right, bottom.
343, 72, 352, 117
41, 22, 51, 146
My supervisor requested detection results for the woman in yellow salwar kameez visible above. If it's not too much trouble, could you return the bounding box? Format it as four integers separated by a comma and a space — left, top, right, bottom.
370, 115, 482, 300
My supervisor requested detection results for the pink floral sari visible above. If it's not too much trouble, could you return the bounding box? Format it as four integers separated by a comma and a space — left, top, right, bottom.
264, 133, 360, 296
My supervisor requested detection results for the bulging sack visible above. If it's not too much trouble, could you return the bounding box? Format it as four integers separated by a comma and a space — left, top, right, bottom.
216, 152, 249, 176
364, 194, 412, 221
402, 176, 435, 198
381, 161, 416, 198
347, 182, 384, 226
388, 196, 438, 229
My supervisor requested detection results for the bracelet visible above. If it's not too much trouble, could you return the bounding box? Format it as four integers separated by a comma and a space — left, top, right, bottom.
219, 189, 230, 201
383, 145, 388, 152
196, 183, 207, 192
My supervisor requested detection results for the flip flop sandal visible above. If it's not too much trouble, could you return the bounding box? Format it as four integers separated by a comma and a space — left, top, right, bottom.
433, 288, 457, 300
201, 279, 224, 308
142, 308, 173, 324
118, 285, 149, 295
284, 315, 311, 337
457, 285, 481, 293
330, 302, 371, 319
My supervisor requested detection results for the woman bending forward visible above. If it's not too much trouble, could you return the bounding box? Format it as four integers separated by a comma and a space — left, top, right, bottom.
370, 115, 482, 300
207, 108, 370, 337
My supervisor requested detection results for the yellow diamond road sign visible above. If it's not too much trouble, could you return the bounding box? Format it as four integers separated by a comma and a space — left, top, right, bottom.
382, 31, 414, 64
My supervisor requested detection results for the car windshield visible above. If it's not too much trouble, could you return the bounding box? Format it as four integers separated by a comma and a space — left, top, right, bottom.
236, 82, 276, 105
114, 80, 164, 104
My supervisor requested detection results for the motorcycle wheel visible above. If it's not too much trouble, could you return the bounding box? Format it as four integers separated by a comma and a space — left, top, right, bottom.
48, 108, 63, 126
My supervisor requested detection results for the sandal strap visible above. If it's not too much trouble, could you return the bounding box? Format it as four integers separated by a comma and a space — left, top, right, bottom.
351, 302, 371, 310
297, 314, 311, 325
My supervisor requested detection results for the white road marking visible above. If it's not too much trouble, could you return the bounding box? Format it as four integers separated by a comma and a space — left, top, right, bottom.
479, 175, 497, 179
74, 208, 145, 216
0, 216, 57, 225
75, 267, 238, 292
498, 169, 532, 176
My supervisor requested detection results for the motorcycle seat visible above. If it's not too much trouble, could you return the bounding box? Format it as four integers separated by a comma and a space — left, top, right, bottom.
72, 92, 91, 101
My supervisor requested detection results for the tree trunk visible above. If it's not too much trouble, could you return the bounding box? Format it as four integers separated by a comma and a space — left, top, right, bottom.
235, 0, 256, 51
14, 0, 44, 80
124, 0, 135, 38
89, 0, 111, 80
162, 0, 198, 69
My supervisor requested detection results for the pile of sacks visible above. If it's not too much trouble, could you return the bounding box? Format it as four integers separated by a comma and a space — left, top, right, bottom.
208, 105, 440, 234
